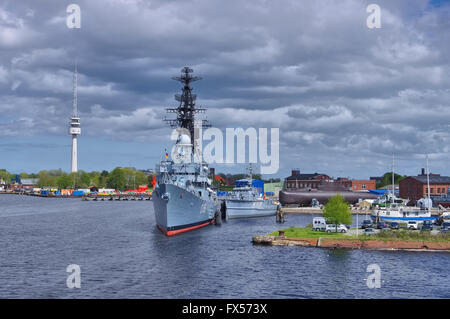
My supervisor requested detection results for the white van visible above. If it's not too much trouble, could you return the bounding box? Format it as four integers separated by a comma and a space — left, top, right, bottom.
313, 217, 327, 231
407, 221, 419, 230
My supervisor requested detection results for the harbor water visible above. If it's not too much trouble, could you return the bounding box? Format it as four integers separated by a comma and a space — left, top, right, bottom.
0, 194, 449, 298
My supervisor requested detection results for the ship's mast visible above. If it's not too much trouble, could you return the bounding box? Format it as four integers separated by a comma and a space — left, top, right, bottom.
426, 154, 431, 211
391, 153, 394, 205
248, 163, 253, 180
165, 67, 211, 151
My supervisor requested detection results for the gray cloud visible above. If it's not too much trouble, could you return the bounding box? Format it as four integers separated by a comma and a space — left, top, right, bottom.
0, 0, 449, 177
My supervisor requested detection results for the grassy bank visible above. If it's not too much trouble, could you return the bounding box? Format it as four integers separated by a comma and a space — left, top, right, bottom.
268, 227, 450, 242
268, 226, 348, 239
370, 229, 450, 242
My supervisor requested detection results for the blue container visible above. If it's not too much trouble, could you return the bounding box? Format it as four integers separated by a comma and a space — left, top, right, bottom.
54, 191, 61, 196
235, 179, 264, 196
251, 179, 264, 196
72, 190, 85, 196
41, 190, 50, 196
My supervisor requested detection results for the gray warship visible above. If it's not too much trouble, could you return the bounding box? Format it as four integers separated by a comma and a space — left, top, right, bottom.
226, 166, 277, 219
152, 67, 221, 236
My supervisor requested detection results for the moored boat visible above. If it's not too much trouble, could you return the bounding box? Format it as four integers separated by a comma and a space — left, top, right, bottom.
225, 175, 277, 219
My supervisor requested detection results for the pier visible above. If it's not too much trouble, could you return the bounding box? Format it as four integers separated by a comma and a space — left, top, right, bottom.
82, 194, 152, 201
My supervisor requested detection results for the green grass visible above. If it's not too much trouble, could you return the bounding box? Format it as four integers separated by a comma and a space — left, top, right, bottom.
267, 227, 450, 242
368, 229, 450, 242
268, 226, 348, 239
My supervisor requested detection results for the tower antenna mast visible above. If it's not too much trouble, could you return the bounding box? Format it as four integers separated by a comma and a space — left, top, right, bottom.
73, 62, 78, 117
69, 62, 81, 172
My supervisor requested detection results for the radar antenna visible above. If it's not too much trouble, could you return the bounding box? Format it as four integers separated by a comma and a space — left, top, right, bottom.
164, 67, 211, 150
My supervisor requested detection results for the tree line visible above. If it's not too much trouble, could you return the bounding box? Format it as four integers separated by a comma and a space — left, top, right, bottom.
1, 168, 282, 192
0, 168, 154, 191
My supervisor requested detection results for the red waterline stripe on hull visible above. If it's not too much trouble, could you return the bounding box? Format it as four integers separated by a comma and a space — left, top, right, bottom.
157, 220, 214, 237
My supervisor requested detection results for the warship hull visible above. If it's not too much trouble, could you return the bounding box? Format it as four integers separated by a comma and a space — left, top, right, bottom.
153, 183, 216, 236
226, 199, 277, 219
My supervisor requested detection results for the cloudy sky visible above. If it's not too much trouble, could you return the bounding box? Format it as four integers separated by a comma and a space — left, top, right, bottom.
0, 0, 450, 179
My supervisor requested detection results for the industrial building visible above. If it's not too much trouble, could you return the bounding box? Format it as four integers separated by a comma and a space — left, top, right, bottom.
285, 170, 376, 192
334, 178, 376, 191
399, 168, 450, 204
284, 170, 331, 190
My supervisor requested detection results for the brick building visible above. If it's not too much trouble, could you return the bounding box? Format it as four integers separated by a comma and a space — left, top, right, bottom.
351, 180, 376, 192
335, 178, 376, 191
284, 170, 331, 190
286, 170, 376, 191
335, 177, 352, 190
399, 168, 450, 204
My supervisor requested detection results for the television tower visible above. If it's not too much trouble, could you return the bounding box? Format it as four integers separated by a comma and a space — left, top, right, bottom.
69, 64, 81, 172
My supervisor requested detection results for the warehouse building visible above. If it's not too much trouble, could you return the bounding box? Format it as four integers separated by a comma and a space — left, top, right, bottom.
399, 168, 450, 204
284, 170, 331, 190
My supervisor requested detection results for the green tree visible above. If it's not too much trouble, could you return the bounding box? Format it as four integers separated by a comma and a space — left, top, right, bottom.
47, 169, 64, 177
323, 194, 352, 232
89, 171, 100, 187
37, 171, 56, 188
135, 171, 148, 187
56, 173, 72, 189
119, 168, 149, 189
378, 172, 405, 188
20, 172, 30, 179
79, 171, 91, 188
69, 172, 80, 189
106, 168, 126, 190
99, 170, 109, 188
0, 169, 11, 183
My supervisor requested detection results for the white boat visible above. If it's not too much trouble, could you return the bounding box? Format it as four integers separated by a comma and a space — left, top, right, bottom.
371, 203, 436, 222
371, 154, 436, 223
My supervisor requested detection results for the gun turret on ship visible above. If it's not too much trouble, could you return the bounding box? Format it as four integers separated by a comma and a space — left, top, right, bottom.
152, 67, 220, 236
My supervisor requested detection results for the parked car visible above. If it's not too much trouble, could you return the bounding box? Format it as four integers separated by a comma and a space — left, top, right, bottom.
407, 221, 419, 230
421, 220, 433, 231
364, 228, 375, 236
441, 227, 450, 233
389, 222, 400, 230
326, 224, 348, 233
361, 219, 373, 229
376, 221, 388, 229
442, 222, 450, 229
313, 217, 327, 231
